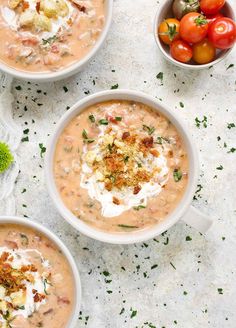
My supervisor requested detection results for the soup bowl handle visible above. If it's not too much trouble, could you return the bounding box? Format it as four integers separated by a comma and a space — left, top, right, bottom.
181, 206, 213, 234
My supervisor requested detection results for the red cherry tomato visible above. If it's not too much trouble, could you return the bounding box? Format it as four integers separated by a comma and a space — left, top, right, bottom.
207, 12, 223, 26
200, 0, 225, 15
180, 13, 209, 44
170, 40, 193, 63
208, 17, 236, 49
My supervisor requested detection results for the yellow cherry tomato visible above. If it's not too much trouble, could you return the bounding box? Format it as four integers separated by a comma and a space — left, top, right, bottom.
192, 38, 216, 64
158, 18, 180, 45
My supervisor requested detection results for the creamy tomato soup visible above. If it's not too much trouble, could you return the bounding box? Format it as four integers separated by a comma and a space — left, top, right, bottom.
0, 224, 74, 328
0, 0, 105, 72
54, 100, 189, 232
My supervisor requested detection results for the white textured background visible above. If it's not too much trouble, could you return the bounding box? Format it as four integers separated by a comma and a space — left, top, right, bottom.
2, 0, 236, 327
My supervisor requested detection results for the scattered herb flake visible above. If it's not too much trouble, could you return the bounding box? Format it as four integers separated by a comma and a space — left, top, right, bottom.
133, 205, 146, 211
151, 264, 158, 270
156, 72, 164, 83
173, 169, 182, 182
99, 119, 108, 125
111, 84, 119, 89
118, 224, 138, 229
143, 125, 155, 135
39, 143, 46, 158
227, 123, 235, 129
218, 288, 223, 295
130, 309, 137, 319
226, 64, 234, 70
89, 115, 95, 123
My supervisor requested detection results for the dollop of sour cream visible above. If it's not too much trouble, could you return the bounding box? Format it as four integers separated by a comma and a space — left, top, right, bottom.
0, 247, 50, 324
1, 0, 74, 39
80, 125, 169, 218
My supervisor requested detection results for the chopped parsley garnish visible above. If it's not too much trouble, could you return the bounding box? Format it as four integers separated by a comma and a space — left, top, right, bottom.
156, 72, 163, 81
115, 116, 122, 121
143, 125, 155, 135
82, 129, 94, 143
130, 309, 137, 318
111, 84, 119, 89
179, 101, 184, 108
186, 236, 192, 241
218, 288, 223, 295
226, 63, 234, 70
43, 279, 50, 295
42, 35, 57, 45
195, 116, 208, 128
173, 169, 182, 182
216, 165, 223, 170
39, 143, 46, 158
156, 136, 163, 144
124, 156, 129, 163
118, 224, 138, 229
133, 205, 146, 210
99, 119, 108, 125
227, 122, 235, 129
89, 114, 95, 123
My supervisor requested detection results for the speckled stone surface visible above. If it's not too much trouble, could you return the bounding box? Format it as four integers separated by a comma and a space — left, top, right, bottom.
2, 0, 236, 327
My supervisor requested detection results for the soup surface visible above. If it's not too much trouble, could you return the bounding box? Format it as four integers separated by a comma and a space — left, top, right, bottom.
0, 0, 105, 72
54, 100, 189, 232
0, 224, 74, 328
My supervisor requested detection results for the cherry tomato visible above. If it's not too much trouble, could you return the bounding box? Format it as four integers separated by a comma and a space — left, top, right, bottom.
170, 40, 193, 62
192, 38, 216, 64
200, 0, 225, 15
207, 12, 223, 26
180, 13, 209, 43
208, 17, 236, 49
172, 0, 200, 20
158, 18, 180, 45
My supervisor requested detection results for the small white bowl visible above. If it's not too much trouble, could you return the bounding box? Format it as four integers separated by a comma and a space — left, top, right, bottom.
0, 215, 82, 328
0, 0, 113, 82
154, 0, 235, 69
45, 89, 213, 244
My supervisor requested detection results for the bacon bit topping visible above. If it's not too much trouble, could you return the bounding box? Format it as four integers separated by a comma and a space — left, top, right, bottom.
36, 1, 40, 13
34, 292, 46, 303
141, 136, 154, 148
122, 131, 130, 140
73, 2, 86, 12
22, 0, 29, 10
0, 256, 34, 295
112, 196, 120, 205
133, 185, 141, 195
84, 123, 163, 193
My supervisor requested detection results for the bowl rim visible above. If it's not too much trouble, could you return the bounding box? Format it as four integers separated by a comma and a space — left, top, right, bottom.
45, 89, 199, 244
153, 0, 235, 69
0, 0, 113, 82
0, 215, 82, 328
